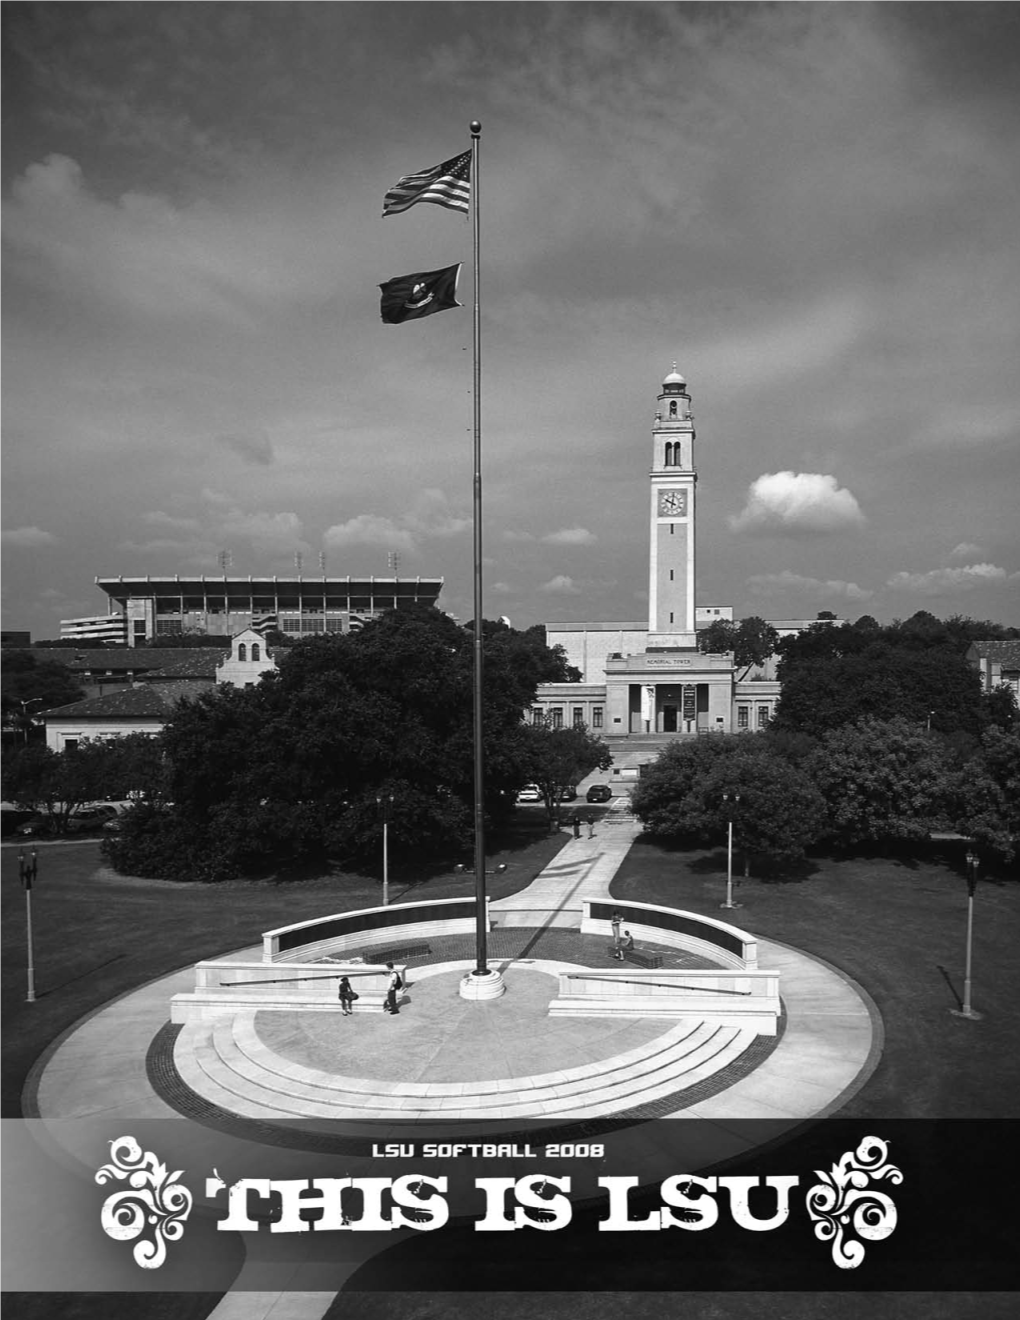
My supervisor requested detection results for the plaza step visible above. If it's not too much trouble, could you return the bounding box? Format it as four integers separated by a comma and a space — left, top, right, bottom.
173, 1013, 755, 1123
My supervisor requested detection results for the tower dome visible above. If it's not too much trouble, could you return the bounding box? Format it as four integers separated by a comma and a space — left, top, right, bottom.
663, 362, 686, 388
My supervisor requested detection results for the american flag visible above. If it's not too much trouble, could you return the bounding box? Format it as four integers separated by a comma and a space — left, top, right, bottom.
382, 150, 471, 217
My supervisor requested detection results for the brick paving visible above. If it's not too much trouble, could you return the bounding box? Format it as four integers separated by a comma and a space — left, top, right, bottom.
360, 927, 720, 972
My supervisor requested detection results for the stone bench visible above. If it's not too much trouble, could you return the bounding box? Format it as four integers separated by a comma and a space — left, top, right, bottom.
620, 947, 663, 970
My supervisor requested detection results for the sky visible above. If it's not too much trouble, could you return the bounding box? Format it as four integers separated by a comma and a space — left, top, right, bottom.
3, 1, 1019, 639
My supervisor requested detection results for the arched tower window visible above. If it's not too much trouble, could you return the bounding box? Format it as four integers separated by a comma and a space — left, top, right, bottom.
664, 441, 674, 466
669, 400, 678, 418
238, 643, 247, 661
251, 644, 260, 661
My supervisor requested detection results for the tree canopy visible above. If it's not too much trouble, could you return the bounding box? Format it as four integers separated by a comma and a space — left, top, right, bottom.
1, 651, 84, 724
630, 735, 825, 871
2, 734, 165, 833
804, 716, 957, 845
697, 616, 780, 669
519, 718, 613, 816
105, 606, 579, 881
773, 615, 991, 738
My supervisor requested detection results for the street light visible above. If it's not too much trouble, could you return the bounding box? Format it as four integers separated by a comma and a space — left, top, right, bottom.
950, 850, 983, 1022
720, 791, 742, 911
18, 698, 43, 744
19, 849, 38, 1002
926, 710, 935, 733
376, 794, 394, 907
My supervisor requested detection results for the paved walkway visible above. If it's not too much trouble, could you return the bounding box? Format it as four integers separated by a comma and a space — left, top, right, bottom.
24, 803, 879, 1317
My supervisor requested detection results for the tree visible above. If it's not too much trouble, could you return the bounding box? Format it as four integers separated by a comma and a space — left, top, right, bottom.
139, 632, 231, 648
105, 606, 576, 881
1, 651, 84, 732
983, 683, 1018, 732
520, 718, 613, 816
805, 717, 956, 845
774, 636, 985, 737
697, 617, 779, 669
630, 735, 825, 871
1, 736, 165, 833
953, 726, 1020, 861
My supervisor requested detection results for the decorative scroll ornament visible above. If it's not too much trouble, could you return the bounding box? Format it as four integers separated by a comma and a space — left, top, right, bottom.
96, 1135, 193, 1269
805, 1136, 903, 1269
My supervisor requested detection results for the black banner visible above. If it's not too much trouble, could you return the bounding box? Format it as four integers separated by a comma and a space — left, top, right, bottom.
3, 1118, 1016, 1292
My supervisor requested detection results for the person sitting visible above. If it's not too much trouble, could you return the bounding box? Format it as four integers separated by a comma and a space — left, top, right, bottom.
613, 931, 635, 960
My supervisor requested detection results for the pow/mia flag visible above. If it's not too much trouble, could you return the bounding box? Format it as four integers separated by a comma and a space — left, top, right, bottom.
379, 264, 462, 324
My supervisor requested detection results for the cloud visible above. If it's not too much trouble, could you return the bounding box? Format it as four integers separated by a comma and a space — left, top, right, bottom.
542, 527, 597, 546
118, 537, 215, 559
217, 429, 274, 466
729, 472, 866, 536
140, 511, 202, 533
2, 154, 346, 325
120, 498, 308, 563
539, 575, 580, 594
1, 526, 57, 547
886, 564, 1019, 596
404, 489, 470, 539
502, 530, 536, 543
324, 515, 416, 554
698, 295, 869, 393
950, 543, 983, 559
747, 570, 873, 601
217, 508, 307, 556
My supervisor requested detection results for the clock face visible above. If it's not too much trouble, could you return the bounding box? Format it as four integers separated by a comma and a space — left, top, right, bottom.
657, 489, 687, 517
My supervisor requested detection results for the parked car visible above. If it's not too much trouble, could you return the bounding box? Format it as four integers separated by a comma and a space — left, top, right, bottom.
516, 785, 543, 803
586, 784, 612, 803
559, 785, 578, 802
16, 805, 118, 837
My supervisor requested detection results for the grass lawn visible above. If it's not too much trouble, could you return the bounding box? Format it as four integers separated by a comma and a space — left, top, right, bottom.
0, 812, 569, 1118
610, 836, 1020, 1119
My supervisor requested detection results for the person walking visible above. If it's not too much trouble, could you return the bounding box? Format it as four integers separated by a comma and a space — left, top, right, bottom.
384, 962, 402, 1015
587, 813, 596, 838
572, 815, 581, 839
338, 976, 356, 1016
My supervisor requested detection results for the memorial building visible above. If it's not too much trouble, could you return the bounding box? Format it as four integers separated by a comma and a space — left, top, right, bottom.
533, 366, 783, 742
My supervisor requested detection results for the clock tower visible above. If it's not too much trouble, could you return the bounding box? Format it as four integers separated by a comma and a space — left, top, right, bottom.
648, 364, 696, 647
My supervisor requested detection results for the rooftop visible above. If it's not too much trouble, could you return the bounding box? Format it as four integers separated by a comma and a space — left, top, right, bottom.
42, 687, 175, 719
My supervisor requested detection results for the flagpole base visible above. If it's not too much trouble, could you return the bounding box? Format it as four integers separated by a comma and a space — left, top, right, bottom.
459, 969, 505, 1001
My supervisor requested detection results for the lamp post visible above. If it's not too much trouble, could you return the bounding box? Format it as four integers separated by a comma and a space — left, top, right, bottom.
951, 850, 983, 1021
720, 792, 742, 911
926, 710, 935, 733
376, 794, 394, 907
19, 698, 42, 744
19, 849, 38, 1002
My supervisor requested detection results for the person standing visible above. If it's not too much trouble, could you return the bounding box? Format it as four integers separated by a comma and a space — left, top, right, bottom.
572, 815, 581, 839
611, 911, 623, 948
338, 976, 356, 1016
385, 962, 402, 1015
587, 814, 597, 838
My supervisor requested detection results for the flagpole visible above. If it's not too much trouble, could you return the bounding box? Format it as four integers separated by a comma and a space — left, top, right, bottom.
462, 119, 504, 1000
